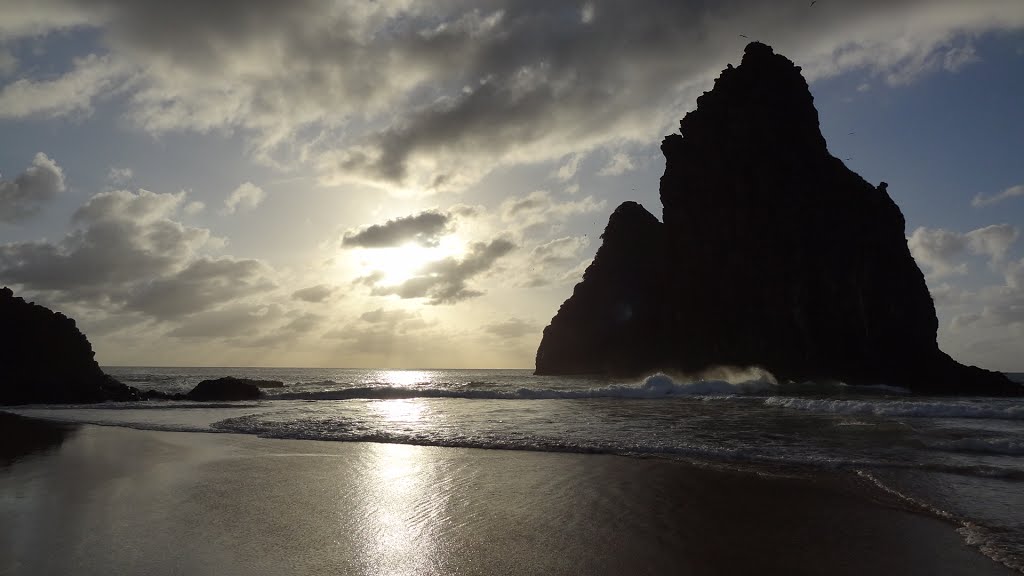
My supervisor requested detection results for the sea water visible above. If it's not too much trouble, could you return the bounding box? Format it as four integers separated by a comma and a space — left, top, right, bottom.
9, 367, 1024, 572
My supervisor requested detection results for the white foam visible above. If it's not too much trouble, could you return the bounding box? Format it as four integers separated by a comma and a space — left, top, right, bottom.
765, 397, 1024, 420
271, 372, 776, 401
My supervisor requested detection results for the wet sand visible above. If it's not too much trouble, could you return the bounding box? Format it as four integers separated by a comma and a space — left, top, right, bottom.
0, 415, 1015, 575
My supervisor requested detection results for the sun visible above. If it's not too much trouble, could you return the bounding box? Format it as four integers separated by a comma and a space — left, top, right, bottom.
358, 236, 464, 286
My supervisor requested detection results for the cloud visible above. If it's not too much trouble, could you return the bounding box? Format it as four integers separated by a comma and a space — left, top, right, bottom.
6, 1, 1020, 192
370, 238, 515, 304
343, 210, 451, 249
0, 54, 126, 119
224, 181, 265, 214
0, 2, 98, 40
972, 184, 1024, 207
555, 153, 584, 182
359, 307, 417, 324
107, 167, 133, 186
483, 318, 538, 339
125, 257, 276, 319
0, 49, 16, 76
499, 190, 606, 235
908, 224, 1019, 278
522, 235, 590, 287
183, 200, 205, 215
292, 283, 336, 303
166, 303, 282, 339
966, 224, 1018, 265
0, 197, 205, 294
0, 188, 271, 320
324, 307, 434, 356
597, 152, 636, 176
0, 153, 66, 223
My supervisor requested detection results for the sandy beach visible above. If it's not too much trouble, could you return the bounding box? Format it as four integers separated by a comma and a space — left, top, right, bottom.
0, 414, 1015, 576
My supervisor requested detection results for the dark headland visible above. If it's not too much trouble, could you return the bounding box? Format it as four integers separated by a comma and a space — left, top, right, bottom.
535, 42, 1020, 396
0, 286, 279, 404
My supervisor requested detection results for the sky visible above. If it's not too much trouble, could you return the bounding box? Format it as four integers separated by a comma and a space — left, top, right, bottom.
0, 0, 1022, 371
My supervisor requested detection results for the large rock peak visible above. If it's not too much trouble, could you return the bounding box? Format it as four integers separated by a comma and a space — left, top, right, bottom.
535, 44, 1019, 395
673, 42, 825, 157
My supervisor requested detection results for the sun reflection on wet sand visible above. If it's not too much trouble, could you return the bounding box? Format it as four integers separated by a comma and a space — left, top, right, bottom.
352, 442, 454, 575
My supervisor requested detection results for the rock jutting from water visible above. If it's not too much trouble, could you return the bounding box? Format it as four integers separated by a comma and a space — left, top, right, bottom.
535, 42, 1020, 396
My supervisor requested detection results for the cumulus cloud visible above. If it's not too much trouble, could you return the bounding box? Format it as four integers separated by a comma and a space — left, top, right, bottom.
343, 210, 451, 249
966, 224, 1018, 265
292, 283, 336, 303
0, 187, 282, 326
370, 238, 515, 304
4, 1, 1020, 192
972, 184, 1024, 207
909, 224, 1019, 278
0, 189, 207, 294
224, 181, 265, 214
0, 152, 66, 223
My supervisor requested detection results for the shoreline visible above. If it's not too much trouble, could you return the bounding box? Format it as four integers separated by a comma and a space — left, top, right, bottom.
2, 412, 1017, 575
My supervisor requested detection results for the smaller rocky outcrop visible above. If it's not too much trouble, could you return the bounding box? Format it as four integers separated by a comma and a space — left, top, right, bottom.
184, 377, 265, 401
535, 202, 668, 376
1, 287, 142, 405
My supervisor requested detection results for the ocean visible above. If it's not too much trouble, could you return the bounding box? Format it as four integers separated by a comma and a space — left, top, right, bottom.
9, 367, 1024, 572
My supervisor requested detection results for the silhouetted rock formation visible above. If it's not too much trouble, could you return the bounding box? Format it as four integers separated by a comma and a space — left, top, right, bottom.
1, 287, 142, 404
536, 43, 1020, 396
185, 377, 264, 401
534, 202, 667, 375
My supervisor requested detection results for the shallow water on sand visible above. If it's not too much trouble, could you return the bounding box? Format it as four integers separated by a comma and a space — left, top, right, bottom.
8, 367, 1024, 571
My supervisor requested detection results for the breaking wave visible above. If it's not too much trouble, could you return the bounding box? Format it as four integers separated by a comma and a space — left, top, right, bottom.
271, 372, 776, 401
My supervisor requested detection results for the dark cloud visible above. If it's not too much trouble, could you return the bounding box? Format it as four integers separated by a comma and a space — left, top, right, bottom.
483, 318, 538, 339
0, 188, 279, 324
0, 190, 207, 295
125, 257, 276, 319
8, 2, 1018, 191
343, 210, 450, 248
370, 238, 515, 304
0, 153, 65, 223
292, 283, 337, 303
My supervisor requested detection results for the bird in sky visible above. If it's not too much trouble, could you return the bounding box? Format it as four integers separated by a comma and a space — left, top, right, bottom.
810, 1, 818, 6
739, 34, 749, 39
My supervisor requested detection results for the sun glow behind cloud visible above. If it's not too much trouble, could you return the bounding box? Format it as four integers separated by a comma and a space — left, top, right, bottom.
355, 236, 467, 287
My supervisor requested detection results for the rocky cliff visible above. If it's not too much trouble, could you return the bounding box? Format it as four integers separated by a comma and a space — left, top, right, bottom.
1, 287, 142, 404
535, 43, 1019, 395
